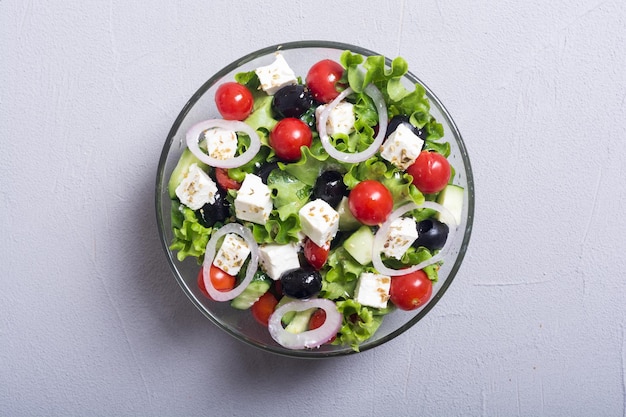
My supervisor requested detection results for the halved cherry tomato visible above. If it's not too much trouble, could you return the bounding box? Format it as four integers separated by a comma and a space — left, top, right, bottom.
406, 151, 451, 194
215, 167, 241, 190
309, 309, 336, 344
215, 82, 254, 121
197, 266, 236, 300
251, 292, 279, 327
269, 117, 312, 161
348, 180, 393, 226
303, 238, 330, 270
306, 59, 345, 103
389, 270, 433, 311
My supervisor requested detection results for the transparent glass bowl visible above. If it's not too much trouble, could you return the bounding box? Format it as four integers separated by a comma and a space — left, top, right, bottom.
155, 41, 474, 358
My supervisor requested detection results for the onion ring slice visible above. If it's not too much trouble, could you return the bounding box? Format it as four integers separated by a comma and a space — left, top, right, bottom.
186, 119, 261, 169
268, 299, 342, 349
318, 84, 388, 163
202, 223, 259, 301
372, 201, 458, 276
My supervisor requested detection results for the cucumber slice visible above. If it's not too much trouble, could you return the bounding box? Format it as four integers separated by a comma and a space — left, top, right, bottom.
167, 148, 209, 199
276, 295, 298, 325
435, 184, 464, 226
285, 307, 316, 334
336, 196, 360, 231
342, 225, 375, 265
230, 272, 271, 310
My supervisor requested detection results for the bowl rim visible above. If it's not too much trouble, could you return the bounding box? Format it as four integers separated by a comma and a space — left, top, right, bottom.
155, 40, 475, 358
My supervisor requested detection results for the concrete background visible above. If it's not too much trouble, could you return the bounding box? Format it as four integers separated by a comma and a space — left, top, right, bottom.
2, 0, 625, 416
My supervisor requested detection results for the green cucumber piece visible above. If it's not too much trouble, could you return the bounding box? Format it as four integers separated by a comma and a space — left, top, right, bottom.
167, 148, 209, 199
435, 184, 464, 226
230, 272, 271, 310
276, 295, 298, 325
285, 308, 316, 334
342, 225, 375, 265
336, 196, 360, 231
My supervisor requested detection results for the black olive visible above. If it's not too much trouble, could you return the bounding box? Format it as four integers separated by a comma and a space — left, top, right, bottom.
255, 161, 280, 184
280, 267, 322, 299
413, 218, 449, 251
196, 189, 230, 227
385, 114, 425, 140
272, 84, 315, 119
312, 170, 347, 209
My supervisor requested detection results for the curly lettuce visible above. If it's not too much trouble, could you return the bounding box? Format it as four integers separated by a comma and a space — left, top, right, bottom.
169, 204, 212, 263
332, 299, 386, 352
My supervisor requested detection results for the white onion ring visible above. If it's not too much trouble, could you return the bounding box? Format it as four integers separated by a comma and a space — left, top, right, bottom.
372, 201, 458, 276
268, 299, 342, 349
202, 223, 259, 301
186, 119, 261, 169
318, 84, 388, 163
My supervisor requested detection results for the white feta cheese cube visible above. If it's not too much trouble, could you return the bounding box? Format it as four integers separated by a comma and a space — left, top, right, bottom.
298, 199, 339, 247
354, 272, 391, 309
382, 217, 418, 260
234, 173, 273, 225
258, 242, 301, 280
254, 53, 298, 95
205, 127, 237, 161
212, 233, 251, 276
315, 101, 355, 136
175, 163, 218, 210
379, 123, 424, 170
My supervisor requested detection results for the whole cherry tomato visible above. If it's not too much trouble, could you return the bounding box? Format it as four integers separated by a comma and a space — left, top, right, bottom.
269, 117, 312, 161
305, 59, 345, 103
348, 180, 393, 226
406, 151, 451, 194
389, 270, 433, 311
215, 82, 254, 121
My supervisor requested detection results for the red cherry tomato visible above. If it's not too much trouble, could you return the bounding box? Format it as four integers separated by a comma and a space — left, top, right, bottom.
305, 59, 345, 103
251, 292, 279, 327
303, 238, 330, 270
308, 309, 336, 344
389, 270, 433, 311
348, 180, 393, 226
215, 167, 241, 190
269, 118, 312, 161
406, 151, 451, 194
215, 82, 254, 121
197, 266, 237, 300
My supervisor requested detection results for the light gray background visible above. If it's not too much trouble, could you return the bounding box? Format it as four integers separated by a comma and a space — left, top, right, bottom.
2, 1, 625, 416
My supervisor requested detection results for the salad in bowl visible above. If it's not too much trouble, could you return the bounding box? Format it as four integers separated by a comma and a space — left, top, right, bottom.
155, 41, 473, 357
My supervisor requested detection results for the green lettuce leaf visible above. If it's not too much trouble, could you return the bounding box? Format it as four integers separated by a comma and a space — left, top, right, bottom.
333, 299, 383, 352
169, 204, 212, 263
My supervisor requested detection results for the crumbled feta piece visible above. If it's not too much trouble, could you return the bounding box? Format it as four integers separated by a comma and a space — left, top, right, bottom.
382, 217, 418, 260
379, 123, 424, 170
254, 53, 298, 95
298, 199, 339, 247
315, 101, 356, 136
234, 173, 273, 225
258, 242, 301, 280
212, 233, 251, 276
175, 163, 218, 210
354, 272, 391, 309
205, 127, 237, 161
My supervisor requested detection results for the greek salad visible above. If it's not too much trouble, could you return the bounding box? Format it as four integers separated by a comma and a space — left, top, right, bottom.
167, 50, 464, 351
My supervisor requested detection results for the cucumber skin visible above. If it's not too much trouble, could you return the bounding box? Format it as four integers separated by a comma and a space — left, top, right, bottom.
167, 148, 209, 199
230, 274, 272, 310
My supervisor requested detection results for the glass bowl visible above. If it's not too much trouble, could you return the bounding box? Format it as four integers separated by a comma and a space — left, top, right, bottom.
155, 40, 474, 358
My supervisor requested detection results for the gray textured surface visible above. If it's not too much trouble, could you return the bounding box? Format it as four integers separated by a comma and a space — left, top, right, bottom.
2, 1, 625, 416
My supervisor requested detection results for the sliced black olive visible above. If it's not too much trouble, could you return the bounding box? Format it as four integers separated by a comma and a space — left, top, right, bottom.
196, 189, 230, 227
385, 114, 425, 140
312, 170, 347, 209
272, 84, 315, 119
280, 267, 322, 299
413, 218, 449, 251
